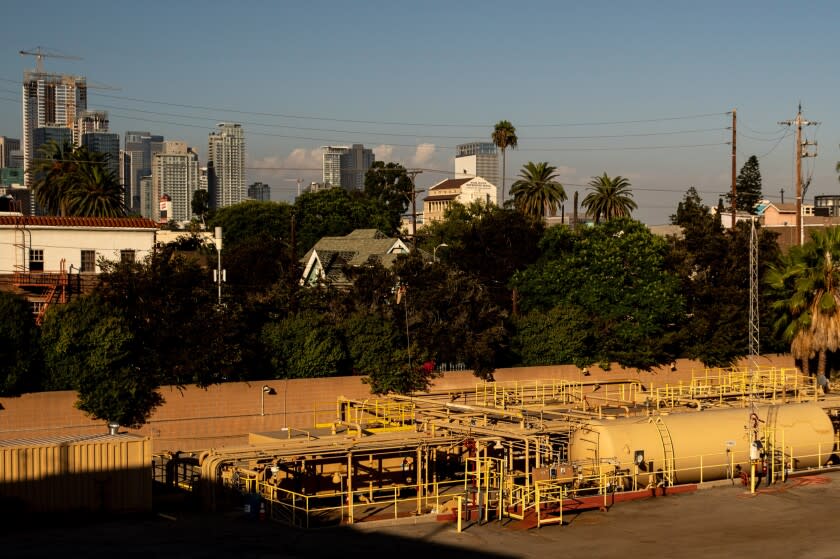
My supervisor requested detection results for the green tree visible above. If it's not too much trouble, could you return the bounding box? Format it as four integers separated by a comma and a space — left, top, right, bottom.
667, 188, 781, 366
510, 161, 567, 218
492, 120, 518, 203
29, 142, 125, 217
0, 292, 41, 395
582, 173, 637, 223
192, 189, 210, 223
766, 227, 840, 379
64, 146, 126, 217
40, 294, 163, 427
262, 310, 349, 378
364, 161, 413, 233
294, 187, 393, 253
728, 155, 762, 214
208, 200, 292, 249
513, 219, 683, 370
28, 140, 75, 216
511, 306, 592, 368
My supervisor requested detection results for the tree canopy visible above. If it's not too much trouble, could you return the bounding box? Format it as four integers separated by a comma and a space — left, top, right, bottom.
510, 161, 567, 219
582, 173, 637, 223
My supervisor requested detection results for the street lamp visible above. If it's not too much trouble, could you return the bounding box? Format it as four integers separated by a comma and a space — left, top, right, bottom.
433, 243, 449, 263
213, 227, 225, 306
261, 385, 276, 416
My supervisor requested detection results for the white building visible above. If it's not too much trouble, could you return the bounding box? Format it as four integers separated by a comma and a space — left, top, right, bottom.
321, 144, 375, 189
0, 215, 158, 321
455, 142, 499, 197
322, 145, 349, 187
208, 123, 245, 209
152, 141, 200, 223
422, 177, 498, 224
22, 71, 87, 187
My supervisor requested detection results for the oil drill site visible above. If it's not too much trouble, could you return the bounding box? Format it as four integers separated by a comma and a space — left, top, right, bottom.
157, 366, 840, 529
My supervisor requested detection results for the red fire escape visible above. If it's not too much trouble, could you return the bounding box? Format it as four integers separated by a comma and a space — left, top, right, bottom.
12, 215, 70, 325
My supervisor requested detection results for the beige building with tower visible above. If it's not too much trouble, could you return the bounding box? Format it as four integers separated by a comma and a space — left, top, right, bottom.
422, 176, 497, 224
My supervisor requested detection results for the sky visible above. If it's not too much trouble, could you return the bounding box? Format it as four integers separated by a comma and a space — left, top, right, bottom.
1, 0, 839, 224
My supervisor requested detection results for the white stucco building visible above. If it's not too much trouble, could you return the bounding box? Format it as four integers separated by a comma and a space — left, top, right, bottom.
0, 215, 158, 321
422, 176, 498, 224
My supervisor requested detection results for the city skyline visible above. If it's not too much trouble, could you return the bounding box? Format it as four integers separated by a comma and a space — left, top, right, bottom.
0, 1, 839, 224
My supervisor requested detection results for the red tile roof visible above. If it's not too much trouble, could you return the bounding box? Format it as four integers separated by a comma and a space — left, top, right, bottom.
0, 215, 159, 228
428, 178, 471, 191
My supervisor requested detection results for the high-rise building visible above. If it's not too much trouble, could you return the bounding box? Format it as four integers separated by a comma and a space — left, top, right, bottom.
33, 126, 73, 153
81, 132, 120, 180
322, 145, 348, 188
207, 123, 245, 209
248, 181, 271, 201
123, 131, 164, 213
321, 144, 375, 189
152, 141, 200, 223
22, 70, 87, 186
0, 137, 21, 169
74, 110, 109, 146
455, 142, 499, 194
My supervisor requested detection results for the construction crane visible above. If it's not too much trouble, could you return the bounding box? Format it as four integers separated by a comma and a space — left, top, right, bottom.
19, 47, 82, 74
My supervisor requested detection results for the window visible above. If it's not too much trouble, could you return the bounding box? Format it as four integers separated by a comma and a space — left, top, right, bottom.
81, 250, 96, 273
120, 249, 136, 264
29, 249, 44, 271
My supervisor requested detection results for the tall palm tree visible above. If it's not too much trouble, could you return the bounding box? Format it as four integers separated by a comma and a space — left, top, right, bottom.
28, 140, 75, 216
767, 227, 840, 379
510, 161, 566, 219
65, 148, 126, 217
582, 173, 637, 223
491, 120, 518, 204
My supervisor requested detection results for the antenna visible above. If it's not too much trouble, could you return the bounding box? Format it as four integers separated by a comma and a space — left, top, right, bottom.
19, 47, 82, 74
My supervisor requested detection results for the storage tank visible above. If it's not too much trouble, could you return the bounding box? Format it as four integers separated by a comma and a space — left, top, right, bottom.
568, 403, 835, 484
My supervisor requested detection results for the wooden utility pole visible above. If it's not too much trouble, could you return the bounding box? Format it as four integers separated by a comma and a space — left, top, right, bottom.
406, 169, 423, 247
779, 105, 818, 245
730, 109, 737, 229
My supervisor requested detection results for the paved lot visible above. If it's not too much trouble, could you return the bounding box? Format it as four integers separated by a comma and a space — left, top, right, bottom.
2, 471, 838, 558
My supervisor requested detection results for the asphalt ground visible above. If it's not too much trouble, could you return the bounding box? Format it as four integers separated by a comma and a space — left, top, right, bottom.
2, 470, 838, 559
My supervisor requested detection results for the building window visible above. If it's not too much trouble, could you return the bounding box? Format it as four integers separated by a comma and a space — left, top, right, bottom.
81, 250, 96, 273
29, 249, 44, 271
120, 249, 136, 264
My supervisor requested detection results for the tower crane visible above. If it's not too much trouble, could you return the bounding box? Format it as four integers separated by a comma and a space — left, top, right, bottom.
19, 47, 82, 74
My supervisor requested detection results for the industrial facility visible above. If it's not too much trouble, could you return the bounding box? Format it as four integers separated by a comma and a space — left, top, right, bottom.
152, 366, 840, 529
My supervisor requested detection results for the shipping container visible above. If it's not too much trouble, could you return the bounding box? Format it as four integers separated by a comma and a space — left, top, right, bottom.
0, 433, 151, 513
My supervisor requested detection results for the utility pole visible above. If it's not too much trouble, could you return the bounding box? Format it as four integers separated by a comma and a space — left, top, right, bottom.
406, 169, 423, 247
779, 104, 818, 245
730, 109, 737, 229
780, 188, 784, 204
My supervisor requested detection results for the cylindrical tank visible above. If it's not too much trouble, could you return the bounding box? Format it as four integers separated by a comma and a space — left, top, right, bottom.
568, 403, 835, 484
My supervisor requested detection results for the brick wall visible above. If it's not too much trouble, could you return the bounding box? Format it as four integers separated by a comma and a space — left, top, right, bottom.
0, 355, 795, 453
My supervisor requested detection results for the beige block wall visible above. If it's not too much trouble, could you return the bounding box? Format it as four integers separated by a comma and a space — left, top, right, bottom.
0, 355, 795, 453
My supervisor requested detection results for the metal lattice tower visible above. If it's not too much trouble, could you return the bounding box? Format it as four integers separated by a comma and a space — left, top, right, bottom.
748, 218, 760, 367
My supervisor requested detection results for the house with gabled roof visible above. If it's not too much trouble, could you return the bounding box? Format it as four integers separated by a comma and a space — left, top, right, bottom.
422, 176, 497, 224
300, 229, 410, 288
0, 214, 158, 322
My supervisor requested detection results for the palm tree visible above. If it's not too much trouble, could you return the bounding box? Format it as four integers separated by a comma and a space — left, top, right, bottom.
491, 120, 518, 204
767, 227, 840, 380
582, 173, 637, 223
65, 148, 126, 217
510, 162, 567, 219
28, 140, 75, 216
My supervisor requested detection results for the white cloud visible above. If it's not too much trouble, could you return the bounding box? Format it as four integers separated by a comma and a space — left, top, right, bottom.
410, 143, 436, 167
372, 144, 395, 162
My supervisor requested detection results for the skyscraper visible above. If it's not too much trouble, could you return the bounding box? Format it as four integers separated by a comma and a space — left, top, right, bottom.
0, 137, 21, 169
455, 142, 499, 193
152, 141, 200, 222
207, 123, 245, 209
22, 70, 87, 186
79, 113, 120, 181
321, 144, 374, 190
123, 131, 164, 212
247, 181, 271, 201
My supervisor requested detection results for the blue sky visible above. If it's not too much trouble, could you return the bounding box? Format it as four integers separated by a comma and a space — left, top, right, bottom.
1, 0, 838, 224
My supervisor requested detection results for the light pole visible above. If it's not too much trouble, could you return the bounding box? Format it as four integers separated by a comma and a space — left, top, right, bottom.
213, 227, 225, 306
261, 385, 275, 416
433, 243, 449, 263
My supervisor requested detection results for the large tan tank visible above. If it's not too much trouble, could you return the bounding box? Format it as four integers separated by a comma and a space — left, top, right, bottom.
569, 403, 835, 484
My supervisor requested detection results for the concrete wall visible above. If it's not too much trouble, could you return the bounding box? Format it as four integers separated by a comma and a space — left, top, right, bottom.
0, 355, 795, 453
